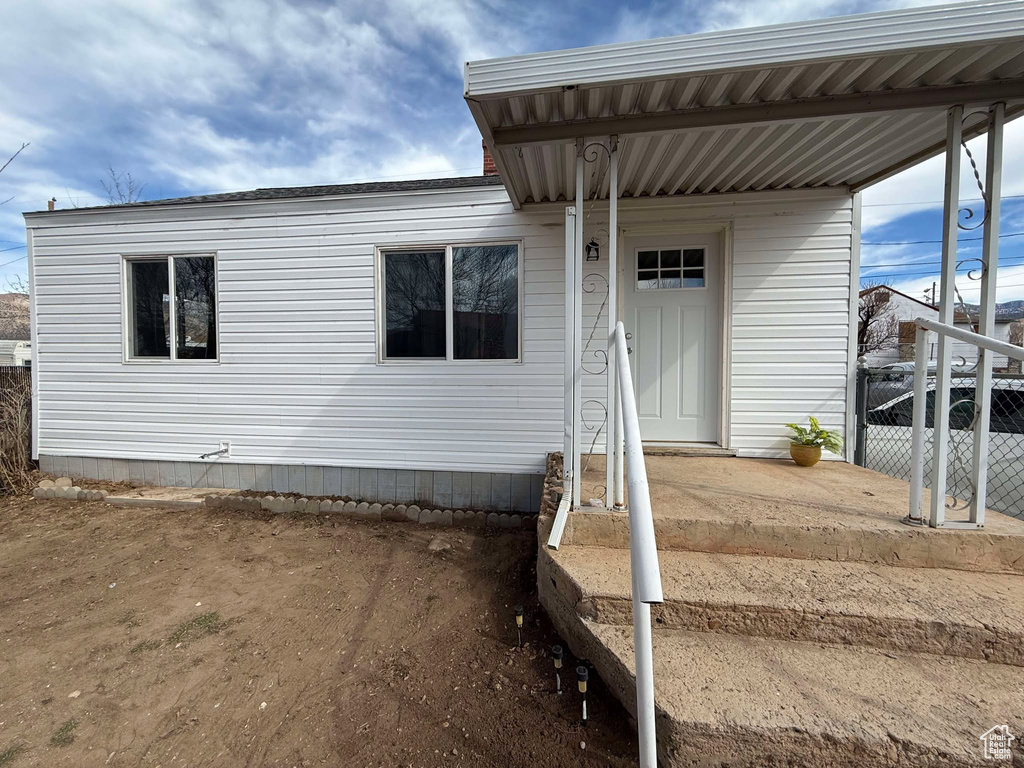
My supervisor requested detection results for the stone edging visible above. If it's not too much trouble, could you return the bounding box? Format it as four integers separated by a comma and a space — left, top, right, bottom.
33, 477, 108, 502
207, 494, 537, 530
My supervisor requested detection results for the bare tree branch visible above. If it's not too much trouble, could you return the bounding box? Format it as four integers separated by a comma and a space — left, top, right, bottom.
858, 282, 900, 356
101, 166, 145, 204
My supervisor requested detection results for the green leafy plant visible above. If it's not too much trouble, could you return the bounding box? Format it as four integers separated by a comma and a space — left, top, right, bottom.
785, 416, 843, 454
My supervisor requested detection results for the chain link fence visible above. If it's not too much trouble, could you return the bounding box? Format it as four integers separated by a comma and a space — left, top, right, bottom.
855, 366, 1024, 520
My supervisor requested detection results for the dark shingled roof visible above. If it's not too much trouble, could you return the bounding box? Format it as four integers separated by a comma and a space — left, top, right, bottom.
28, 175, 506, 214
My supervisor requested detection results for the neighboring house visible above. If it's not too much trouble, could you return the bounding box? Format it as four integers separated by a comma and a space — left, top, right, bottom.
858, 286, 973, 367
859, 286, 1023, 371
23, 0, 1024, 506
0, 340, 32, 367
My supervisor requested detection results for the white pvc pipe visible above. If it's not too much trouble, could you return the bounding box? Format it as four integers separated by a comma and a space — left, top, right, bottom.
613, 321, 664, 603
546, 483, 573, 550
915, 316, 1024, 361
563, 206, 576, 500
631, 560, 658, 768
614, 320, 662, 768
908, 325, 929, 523
970, 101, 1004, 527
573, 141, 584, 509
615, 375, 625, 509
930, 105, 963, 528
606, 138, 619, 509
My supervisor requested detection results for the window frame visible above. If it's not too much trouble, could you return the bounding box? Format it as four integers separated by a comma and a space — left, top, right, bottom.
635, 246, 708, 291
121, 252, 220, 364
376, 239, 524, 365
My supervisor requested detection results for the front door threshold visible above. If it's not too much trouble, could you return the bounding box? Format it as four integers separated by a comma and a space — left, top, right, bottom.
641, 443, 737, 458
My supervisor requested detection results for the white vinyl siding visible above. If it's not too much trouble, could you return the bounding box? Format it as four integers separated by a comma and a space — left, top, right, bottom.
28, 187, 564, 475
573, 188, 855, 459
27, 185, 853, 472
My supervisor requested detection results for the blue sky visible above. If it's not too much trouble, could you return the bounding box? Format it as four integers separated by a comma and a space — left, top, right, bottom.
1, 0, 1023, 302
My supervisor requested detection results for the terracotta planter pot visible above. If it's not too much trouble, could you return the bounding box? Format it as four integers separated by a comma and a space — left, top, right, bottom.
790, 443, 822, 467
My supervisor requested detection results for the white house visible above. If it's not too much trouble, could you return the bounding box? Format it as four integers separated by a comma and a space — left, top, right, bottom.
24, 0, 1024, 512
0, 340, 32, 367
860, 285, 1024, 369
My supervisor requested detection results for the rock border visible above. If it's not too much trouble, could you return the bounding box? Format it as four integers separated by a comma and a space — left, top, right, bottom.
32, 476, 536, 531
206, 494, 537, 531
540, 451, 564, 516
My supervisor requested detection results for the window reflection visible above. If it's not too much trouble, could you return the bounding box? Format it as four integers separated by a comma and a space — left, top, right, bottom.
130, 260, 170, 357
453, 245, 519, 360
175, 256, 217, 360
384, 251, 446, 358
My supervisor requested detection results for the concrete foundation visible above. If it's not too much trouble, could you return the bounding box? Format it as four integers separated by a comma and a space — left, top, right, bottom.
38, 454, 542, 513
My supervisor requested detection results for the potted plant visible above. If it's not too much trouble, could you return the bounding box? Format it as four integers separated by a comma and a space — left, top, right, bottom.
785, 417, 843, 467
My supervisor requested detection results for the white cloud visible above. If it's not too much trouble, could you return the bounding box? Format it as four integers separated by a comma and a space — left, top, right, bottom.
861, 119, 1024, 232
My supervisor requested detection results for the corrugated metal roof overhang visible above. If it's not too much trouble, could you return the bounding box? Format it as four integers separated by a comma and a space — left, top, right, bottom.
464, 0, 1024, 206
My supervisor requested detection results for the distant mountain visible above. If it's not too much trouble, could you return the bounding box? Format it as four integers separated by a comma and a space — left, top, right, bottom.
960, 300, 1024, 320
0, 293, 30, 340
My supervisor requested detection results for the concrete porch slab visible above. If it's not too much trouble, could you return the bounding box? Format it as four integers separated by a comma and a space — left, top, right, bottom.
571, 456, 1024, 573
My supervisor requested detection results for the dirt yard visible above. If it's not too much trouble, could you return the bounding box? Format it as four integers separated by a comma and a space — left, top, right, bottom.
0, 497, 638, 767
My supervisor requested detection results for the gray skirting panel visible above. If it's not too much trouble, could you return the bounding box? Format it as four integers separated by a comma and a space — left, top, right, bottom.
38, 455, 542, 513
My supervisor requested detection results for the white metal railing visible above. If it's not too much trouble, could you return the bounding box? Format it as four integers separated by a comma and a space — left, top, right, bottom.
909, 316, 1024, 528
613, 320, 664, 768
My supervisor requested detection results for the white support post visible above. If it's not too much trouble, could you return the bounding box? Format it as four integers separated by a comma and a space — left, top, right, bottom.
573, 139, 584, 509
564, 206, 577, 495
606, 137, 619, 510
908, 325, 930, 523
930, 105, 963, 528
969, 102, 1004, 528
615, 392, 625, 509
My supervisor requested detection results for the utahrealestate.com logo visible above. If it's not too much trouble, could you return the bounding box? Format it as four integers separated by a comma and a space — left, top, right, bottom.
980, 725, 1016, 761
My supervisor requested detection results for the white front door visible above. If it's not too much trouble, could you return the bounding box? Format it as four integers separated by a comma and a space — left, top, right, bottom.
623, 233, 722, 443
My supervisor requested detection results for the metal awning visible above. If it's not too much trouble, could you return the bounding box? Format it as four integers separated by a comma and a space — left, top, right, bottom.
464, 0, 1024, 207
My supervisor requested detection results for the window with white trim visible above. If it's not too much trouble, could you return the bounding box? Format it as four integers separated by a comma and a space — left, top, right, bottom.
637, 247, 705, 290
126, 255, 218, 361
381, 243, 520, 361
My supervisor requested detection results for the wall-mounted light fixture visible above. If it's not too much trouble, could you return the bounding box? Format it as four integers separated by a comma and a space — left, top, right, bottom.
585, 238, 600, 261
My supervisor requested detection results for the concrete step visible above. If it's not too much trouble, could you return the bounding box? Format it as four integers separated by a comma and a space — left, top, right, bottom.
572, 456, 1024, 574
578, 622, 1024, 767
560, 508, 1024, 574
543, 545, 1024, 666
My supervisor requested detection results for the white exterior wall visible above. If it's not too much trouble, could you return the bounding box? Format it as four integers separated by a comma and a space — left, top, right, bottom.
27, 186, 565, 476
27, 185, 855, 473
576, 188, 856, 459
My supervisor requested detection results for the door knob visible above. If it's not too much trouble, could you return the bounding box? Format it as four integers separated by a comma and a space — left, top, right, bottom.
627, 347, 633, 355
625, 332, 633, 340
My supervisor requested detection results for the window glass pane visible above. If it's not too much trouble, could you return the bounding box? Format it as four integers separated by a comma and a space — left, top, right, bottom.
453, 244, 519, 360
683, 249, 704, 269
638, 251, 658, 270
129, 260, 170, 358
384, 251, 446, 358
660, 249, 681, 269
683, 275, 705, 288
175, 256, 217, 360
661, 276, 682, 289
637, 270, 659, 290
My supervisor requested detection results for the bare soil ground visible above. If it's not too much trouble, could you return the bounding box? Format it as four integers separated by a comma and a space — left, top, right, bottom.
0, 497, 637, 767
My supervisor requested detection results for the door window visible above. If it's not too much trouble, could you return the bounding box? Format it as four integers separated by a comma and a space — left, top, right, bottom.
637, 248, 705, 290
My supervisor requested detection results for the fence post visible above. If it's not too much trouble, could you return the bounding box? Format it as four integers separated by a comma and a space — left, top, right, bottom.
854, 357, 869, 467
